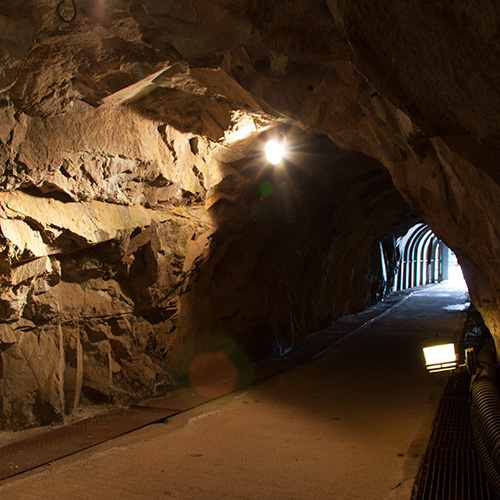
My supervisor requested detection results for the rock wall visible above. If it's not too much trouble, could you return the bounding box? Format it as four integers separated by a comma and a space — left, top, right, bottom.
323, 0, 500, 353
1, 0, 499, 429
0, 96, 417, 428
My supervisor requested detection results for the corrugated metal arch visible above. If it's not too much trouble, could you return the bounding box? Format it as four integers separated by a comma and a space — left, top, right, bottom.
395, 224, 447, 291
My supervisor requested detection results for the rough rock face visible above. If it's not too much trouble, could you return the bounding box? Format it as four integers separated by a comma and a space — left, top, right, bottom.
0, 0, 499, 429
0, 109, 416, 428
324, 1, 500, 350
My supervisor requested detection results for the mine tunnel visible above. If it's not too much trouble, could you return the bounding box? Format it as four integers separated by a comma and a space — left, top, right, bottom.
1, 1, 500, 499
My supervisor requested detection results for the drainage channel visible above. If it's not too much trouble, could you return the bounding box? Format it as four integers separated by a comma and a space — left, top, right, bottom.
412, 305, 494, 500
412, 370, 492, 499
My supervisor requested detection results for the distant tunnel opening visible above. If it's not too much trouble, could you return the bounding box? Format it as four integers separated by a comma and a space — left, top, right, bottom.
393, 223, 467, 292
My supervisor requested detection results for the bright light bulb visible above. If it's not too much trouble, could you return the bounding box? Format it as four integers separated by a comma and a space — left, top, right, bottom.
423, 343, 457, 368
265, 139, 284, 165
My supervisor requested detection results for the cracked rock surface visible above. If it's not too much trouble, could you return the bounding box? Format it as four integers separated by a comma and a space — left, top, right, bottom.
0, 0, 499, 429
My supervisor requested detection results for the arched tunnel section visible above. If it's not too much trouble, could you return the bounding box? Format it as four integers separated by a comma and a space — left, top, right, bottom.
0, 11, 499, 495
394, 223, 450, 291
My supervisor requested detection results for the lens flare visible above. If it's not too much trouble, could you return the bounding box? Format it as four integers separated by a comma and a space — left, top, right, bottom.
265, 139, 284, 165
259, 180, 274, 197
188, 352, 238, 399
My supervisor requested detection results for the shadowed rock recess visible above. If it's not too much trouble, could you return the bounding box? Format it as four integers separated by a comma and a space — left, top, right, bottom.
0, 0, 498, 429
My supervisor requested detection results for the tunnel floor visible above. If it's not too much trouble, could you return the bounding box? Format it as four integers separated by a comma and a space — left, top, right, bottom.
0, 282, 485, 499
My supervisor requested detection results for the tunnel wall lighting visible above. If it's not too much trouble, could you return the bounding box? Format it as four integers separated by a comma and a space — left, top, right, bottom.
423, 343, 458, 373
265, 139, 284, 165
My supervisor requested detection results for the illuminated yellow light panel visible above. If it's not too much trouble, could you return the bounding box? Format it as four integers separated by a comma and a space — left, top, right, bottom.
423, 343, 458, 373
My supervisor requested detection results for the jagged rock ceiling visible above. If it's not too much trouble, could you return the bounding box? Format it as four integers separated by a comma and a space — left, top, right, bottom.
1, 0, 500, 429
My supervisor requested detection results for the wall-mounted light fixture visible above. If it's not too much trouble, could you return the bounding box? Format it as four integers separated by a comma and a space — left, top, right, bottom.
423, 343, 476, 374
265, 135, 285, 165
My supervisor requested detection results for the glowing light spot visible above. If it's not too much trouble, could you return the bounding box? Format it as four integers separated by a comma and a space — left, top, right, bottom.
188, 352, 238, 399
423, 343, 458, 372
259, 180, 274, 197
423, 343, 456, 365
265, 139, 284, 165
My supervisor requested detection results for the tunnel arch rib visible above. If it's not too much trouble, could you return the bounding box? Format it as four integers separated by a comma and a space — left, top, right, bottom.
394, 224, 447, 291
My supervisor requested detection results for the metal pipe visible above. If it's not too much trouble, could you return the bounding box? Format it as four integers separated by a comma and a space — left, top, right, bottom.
471, 361, 500, 496
471, 405, 500, 498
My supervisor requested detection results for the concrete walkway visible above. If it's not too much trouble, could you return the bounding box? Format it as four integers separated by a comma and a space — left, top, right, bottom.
0, 282, 469, 500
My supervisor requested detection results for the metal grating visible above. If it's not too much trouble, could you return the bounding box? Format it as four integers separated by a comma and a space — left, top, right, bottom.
415, 449, 491, 500
412, 370, 492, 500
